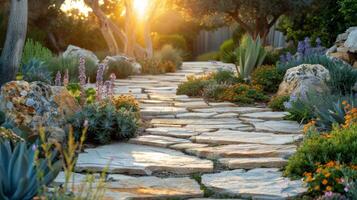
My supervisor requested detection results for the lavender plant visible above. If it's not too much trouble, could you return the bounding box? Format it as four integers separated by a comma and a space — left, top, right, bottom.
96, 63, 106, 101
55, 71, 62, 86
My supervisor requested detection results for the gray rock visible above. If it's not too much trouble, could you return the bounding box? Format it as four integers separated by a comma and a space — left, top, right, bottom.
129, 135, 190, 148
345, 30, 357, 53
62, 45, 99, 64
76, 143, 213, 175
277, 64, 330, 97
104, 55, 142, 74
201, 168, 307, 199
251, 120, 303, 134
241, 112, 288, 120
219, 157, 288, 169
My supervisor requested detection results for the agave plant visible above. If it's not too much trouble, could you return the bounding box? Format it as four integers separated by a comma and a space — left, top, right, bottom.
235, 36, 266, 81
21, 59, 52, 84
0, 140, 61, 200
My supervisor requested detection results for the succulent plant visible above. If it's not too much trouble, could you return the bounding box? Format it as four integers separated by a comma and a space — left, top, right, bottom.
0, 140, 61, 200
235, 36, 267, 81
21, 59, 52, 84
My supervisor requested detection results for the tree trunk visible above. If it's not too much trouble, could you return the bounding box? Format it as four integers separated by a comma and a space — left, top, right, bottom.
0, 0, 28, 86
144, 23, 153, 58
99, 21, 120, 55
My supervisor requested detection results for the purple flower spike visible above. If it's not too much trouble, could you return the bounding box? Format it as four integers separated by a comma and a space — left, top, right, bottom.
55, 71, 62, 86
286, 52, 293, 62
316, 37, 322, 48
79, 57, 87, 105
297, 41, 305, 55
63, 69, 69, 86
280, 54, 286, 63
109, 73, 116, 97
96, 63, 106, 101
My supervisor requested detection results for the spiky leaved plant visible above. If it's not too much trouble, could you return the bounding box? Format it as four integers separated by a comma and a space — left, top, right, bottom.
235, 36, 266, 81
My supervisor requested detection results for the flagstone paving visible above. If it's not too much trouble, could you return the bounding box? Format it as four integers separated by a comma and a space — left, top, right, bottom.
73, 62, 306, 199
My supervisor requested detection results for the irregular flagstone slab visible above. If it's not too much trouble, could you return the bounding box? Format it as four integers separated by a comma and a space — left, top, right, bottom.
186, 124, 251, 130
170, 143, 209, 151
142, 115, 176, 120
241, 112, 289, 120
146, 127, 212, 138
175, 98, 207, 103
191, 130, 302, 145
176, 112, 217, 119
185, 144, 296, 159
174, 101, 209, 108
208, 102, 237, 107
76, 143, 213, 175
151, 118, 242, 126
219, 157, 288, 169
201, 168, 307, 199
140, 106, 187, 116
192, 107, 271, 114
240, 117, 266, 123
251, 120, 303, 134
54, 172, 93, 185
129, 135, 190, 147
213, 113, 239, 118
104, 175, 203, 200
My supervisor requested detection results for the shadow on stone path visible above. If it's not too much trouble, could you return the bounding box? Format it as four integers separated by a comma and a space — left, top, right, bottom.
62, 62, 307, 199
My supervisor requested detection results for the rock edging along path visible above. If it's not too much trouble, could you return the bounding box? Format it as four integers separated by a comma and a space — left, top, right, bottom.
72, 62, 307, 199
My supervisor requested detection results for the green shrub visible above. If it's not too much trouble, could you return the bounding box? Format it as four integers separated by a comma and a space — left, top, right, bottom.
277, 55, 357, 94
22, 39, 53, 65
219, 39, 236, 63
251, 65, 284, 93
46, 56, 98, 83
105, 59, 134, 79
139, 58, 164, 75
66, 83, 96, 104
222, 83, 268, 104
269, 96, 290, 111
153, 34, 188, 52
235, 35, 267, 80
212, 70, 243, 85
155, 44, 183, 69
202, 82, 228, 100
20, 59, 52, 84
286, 92, 357, 130
0, 139, 61, 200
196, 52, 220, 61
177, 76, 213, 97
263, 48, 281, 65
68, 101, 138, 144
284, 124, 357, 178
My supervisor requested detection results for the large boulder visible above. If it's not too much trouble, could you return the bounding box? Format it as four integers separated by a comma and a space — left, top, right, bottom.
104, 55, 142, 74
327, 27, 357, 65
277, 64, 330, 98
0, 81, 80, 142
63, 45, 99, 64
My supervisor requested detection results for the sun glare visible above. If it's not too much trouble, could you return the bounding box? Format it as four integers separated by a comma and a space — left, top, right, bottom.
61, 0, 91, 16
133, 0, 150, 19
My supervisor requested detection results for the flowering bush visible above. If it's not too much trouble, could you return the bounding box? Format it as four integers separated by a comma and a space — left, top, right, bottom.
111, 95, 140, 113
221, 83, 268, 104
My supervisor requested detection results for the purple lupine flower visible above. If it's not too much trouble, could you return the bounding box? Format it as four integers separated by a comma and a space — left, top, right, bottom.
96, 63, 106, 101
55, 71, 62, 86
297, 41, 305, 55
104, 81, 111, 98
324, 191, 333, 197
63, 69, 69, 86
78, 57, 87, 105
109, 73, 116, 97
304, 37, 311, 55
280, 54, 286, 63
283, 101, 292, 110
316, 37, 322, 48
31, 144, 37, 151
286, 52, 293, 62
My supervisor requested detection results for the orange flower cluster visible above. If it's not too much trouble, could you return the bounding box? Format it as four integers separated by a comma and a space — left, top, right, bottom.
342, 101, 357, 128
303, 120, 317, 133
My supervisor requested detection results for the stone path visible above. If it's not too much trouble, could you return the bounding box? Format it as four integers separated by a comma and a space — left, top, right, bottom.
69, 62, 307, 199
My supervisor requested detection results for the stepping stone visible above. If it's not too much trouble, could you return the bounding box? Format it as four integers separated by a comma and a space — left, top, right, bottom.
151, 118, 242, 126
185, 144, 296, 159
175, 98, 206, 103
192, 107, 270, 114
146, 127, 210, 138
140, 106, 187, 116
129, 135, 190, 148
76, 143, 213, 175
177, 112, 217, 119
219, 157, 288, 169
54, 172, 94, 185
251, 120, 303, 134
240, 117, 265, 123
191, 130, 302, 145
186, 124, 251, 130
174, 101, 210, 108
201, 168, 306, 199
208, 102, 237, 107
170, 143, 209, 151
213, 113, 239, 118
105, 175, 203, 199
241, 112, 289, 120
